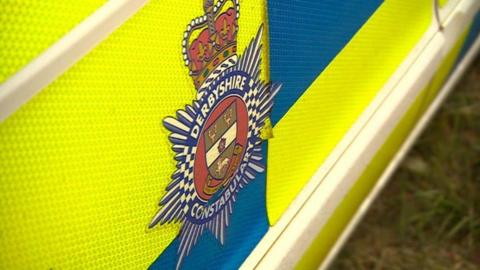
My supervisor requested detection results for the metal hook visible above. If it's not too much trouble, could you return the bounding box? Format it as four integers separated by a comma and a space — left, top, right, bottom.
433, 0, 444, 31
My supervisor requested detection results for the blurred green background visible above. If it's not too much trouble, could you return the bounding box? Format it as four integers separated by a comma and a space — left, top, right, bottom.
332, 55, 480, 270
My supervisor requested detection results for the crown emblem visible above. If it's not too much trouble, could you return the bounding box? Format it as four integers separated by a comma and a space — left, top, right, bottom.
150, 1, 282, 268
182, 0, 239, 90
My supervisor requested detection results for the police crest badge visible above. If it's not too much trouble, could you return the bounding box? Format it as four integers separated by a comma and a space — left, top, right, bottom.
149, 0, 280, 268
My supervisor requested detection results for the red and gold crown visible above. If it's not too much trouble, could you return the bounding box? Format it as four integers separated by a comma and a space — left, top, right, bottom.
182, 0, 239, 90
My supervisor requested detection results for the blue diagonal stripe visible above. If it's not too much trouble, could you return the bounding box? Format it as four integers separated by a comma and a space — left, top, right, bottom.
268, 0, 383, 124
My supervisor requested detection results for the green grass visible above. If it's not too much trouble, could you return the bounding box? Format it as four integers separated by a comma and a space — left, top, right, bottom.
331, 56, 480, 270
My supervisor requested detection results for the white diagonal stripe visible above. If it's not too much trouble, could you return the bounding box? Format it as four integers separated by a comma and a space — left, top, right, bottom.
0, 0, 148, 122
206, 122, 237, 166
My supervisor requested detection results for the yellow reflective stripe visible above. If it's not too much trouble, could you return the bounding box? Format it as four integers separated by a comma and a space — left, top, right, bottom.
266, 0, 434, 225
0, 0, 267, 268
0, 0, 107, 83
295, 27, 469, 270
439, 0, 450, 8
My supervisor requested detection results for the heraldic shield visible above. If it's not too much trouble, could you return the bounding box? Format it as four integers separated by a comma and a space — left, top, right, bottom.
195, 96, 248, 201
149, 1, 282, 268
